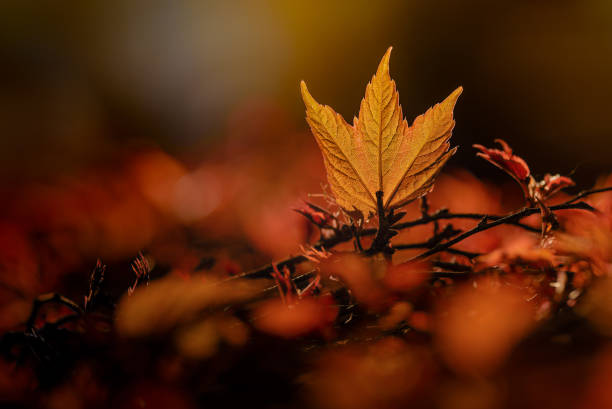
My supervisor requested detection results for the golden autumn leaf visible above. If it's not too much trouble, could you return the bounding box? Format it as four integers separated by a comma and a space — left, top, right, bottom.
301, 47, 462, 217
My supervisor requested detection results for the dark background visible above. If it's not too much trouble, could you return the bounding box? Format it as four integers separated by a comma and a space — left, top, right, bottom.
2, 0, 612, 185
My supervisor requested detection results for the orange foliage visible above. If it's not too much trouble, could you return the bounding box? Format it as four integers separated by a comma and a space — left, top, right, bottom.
252, 295, 337, 339
383, 260, 430, 293
302, 338, 432, 409
378, 301, 413, 331
301, 48, 460, 217
319, 254, 390, 311
434, 278, 536, 376
577, 276, 612, 336
477, 235, 555, 270
0, 47, 610, 409
115, 275, 263, 338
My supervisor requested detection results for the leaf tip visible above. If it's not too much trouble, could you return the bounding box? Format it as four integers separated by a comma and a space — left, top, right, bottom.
376, 47, 393, 78
299, 79, 308, 97
300, 80, 318, 110
451, 86, 463, 99
443, 86, 463, 111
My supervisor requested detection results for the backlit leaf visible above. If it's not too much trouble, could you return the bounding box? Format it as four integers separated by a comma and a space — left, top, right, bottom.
301, 47, 461, 217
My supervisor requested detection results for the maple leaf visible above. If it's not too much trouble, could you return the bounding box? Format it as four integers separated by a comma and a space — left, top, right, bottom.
301, 47, 462, 218
473, 139, 530, 183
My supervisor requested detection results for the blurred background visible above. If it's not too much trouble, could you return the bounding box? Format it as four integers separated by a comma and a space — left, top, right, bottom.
2, 0, 612, 273
4, 3, 612, 408
2, 0, 612, 184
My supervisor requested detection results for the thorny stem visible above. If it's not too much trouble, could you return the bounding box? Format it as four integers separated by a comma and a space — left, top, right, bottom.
234, 187, 611, 281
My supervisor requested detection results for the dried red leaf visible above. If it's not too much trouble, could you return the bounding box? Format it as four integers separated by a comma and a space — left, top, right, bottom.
473, 139, 530, 182
541, 174, 574, 196
529, 173, 575, 202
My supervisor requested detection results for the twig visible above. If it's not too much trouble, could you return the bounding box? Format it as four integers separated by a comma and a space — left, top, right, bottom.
393, 242, 480, 259
409, 201, 598, 261
235, 187, 611, 280
562, 186, 612, 205
421, 196, 440, 235
392, 209, 539, 233
350, 223, 364, 252
257, 269, 473, 297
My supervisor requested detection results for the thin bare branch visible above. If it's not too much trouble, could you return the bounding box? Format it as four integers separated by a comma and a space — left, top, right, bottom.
235, 187, 612, 280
